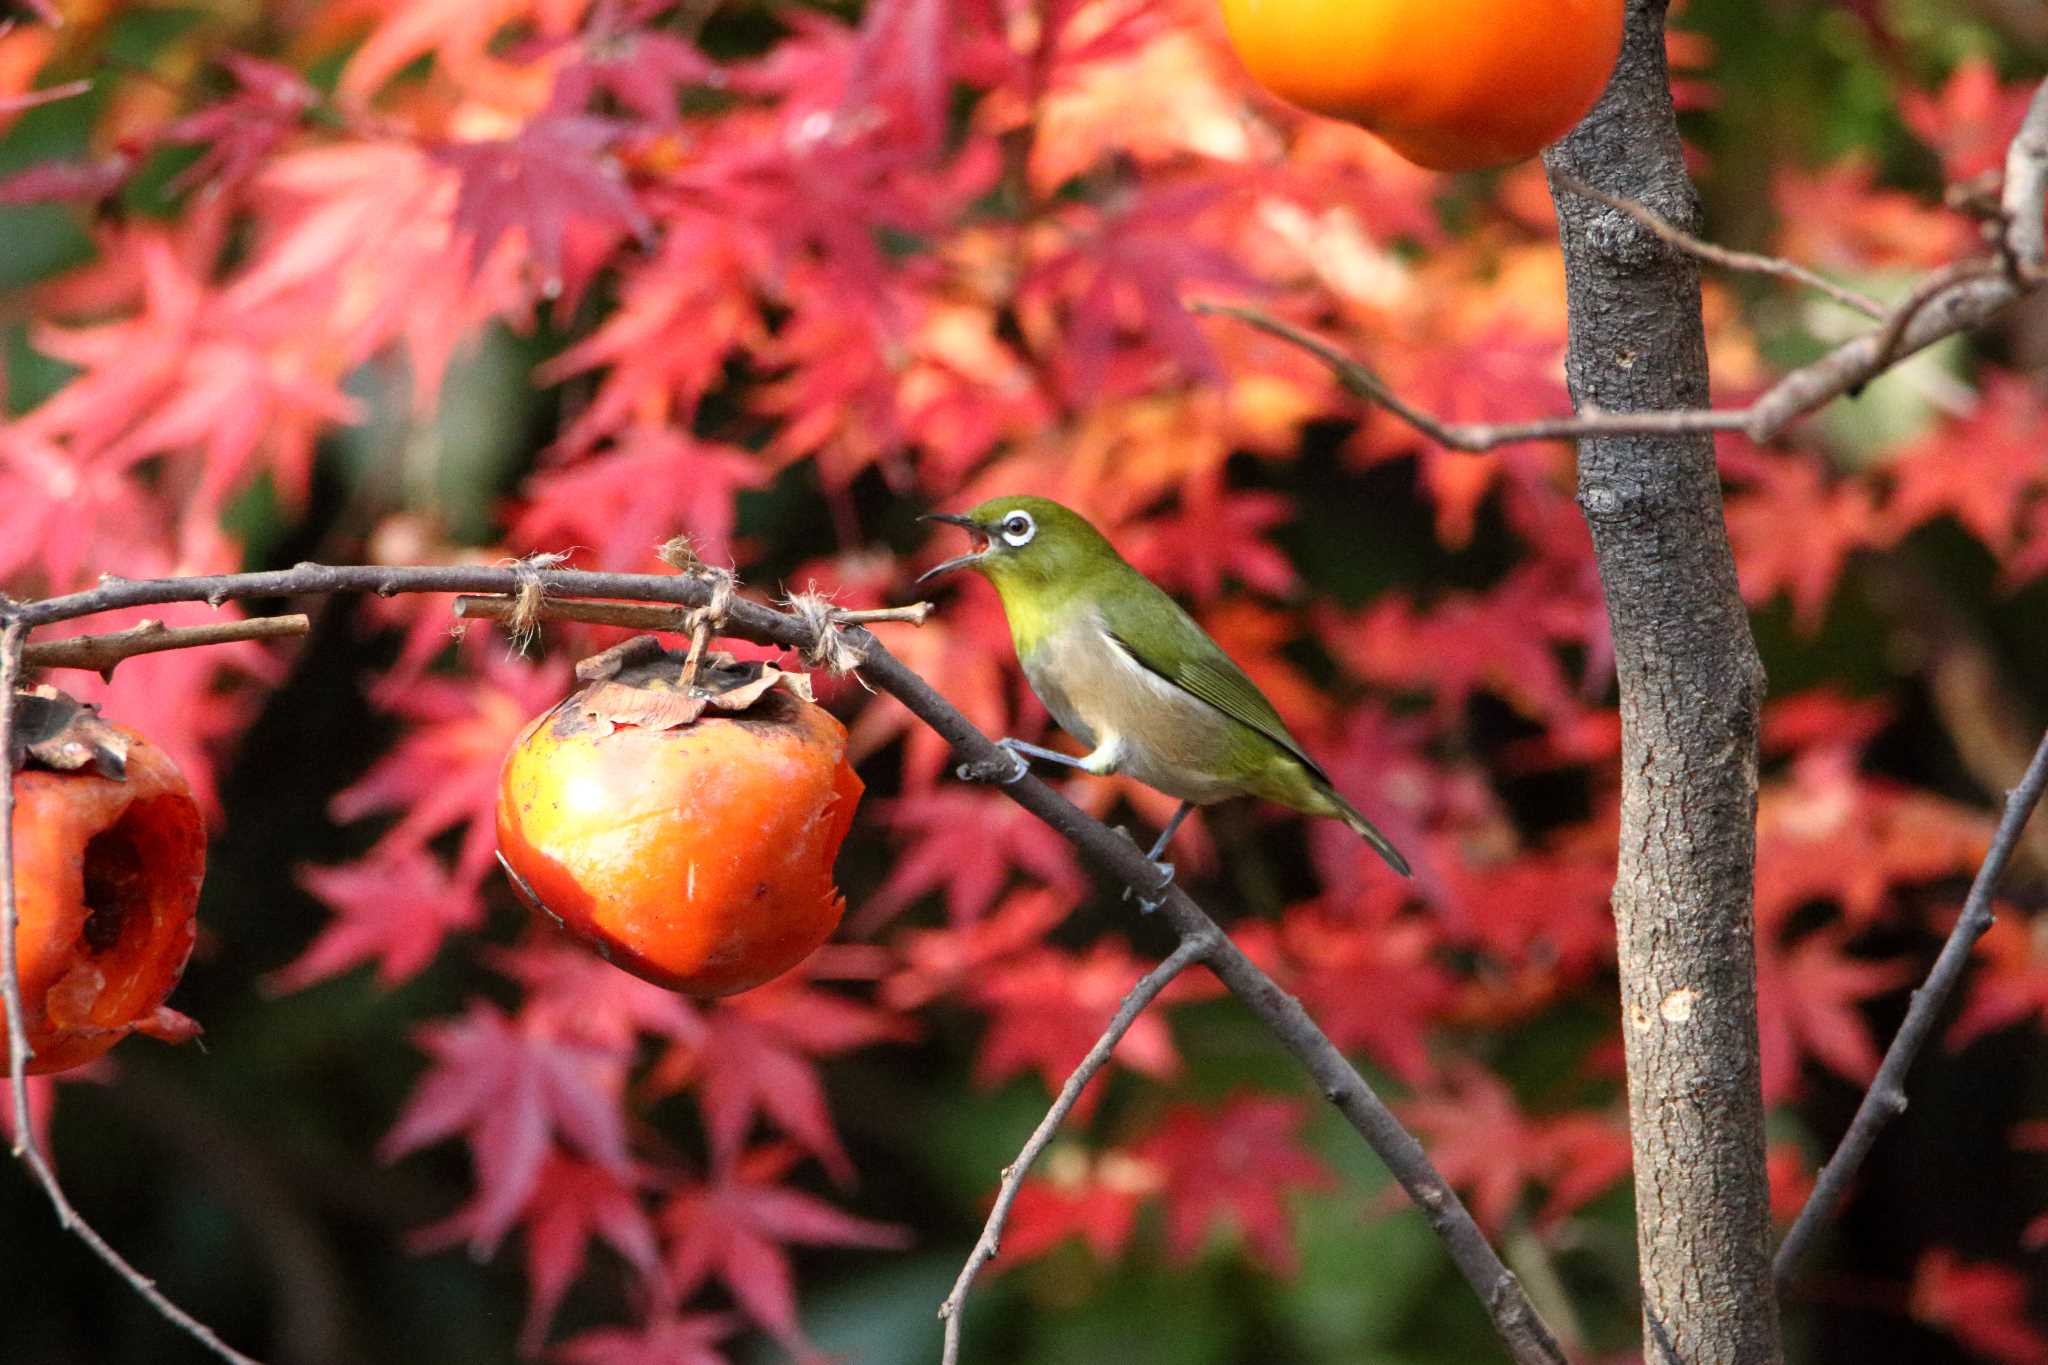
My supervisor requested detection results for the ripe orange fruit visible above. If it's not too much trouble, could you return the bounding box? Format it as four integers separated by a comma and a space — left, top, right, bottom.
496, 652, 863, 997
8, 698, 204, 1075
1215, 0, 1626, 171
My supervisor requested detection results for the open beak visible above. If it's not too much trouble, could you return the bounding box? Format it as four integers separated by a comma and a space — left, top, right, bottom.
917, 513, 991, 583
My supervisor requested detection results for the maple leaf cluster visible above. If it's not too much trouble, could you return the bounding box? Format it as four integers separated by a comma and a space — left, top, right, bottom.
4, 1, 2048, 1360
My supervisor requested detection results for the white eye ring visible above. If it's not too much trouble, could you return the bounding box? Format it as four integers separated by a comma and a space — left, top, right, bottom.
999, 510, 1036, 547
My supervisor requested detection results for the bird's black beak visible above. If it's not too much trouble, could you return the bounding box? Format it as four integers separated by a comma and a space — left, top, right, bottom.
917, 513, 991, 583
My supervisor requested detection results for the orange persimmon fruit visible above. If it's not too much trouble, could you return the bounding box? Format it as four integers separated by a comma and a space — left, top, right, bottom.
8, 695, 204, 1075
496, 650, 862, 997
1215, 0, 1626, 171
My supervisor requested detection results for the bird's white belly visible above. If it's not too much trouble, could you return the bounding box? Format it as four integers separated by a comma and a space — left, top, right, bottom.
1021, 617, 1242, 804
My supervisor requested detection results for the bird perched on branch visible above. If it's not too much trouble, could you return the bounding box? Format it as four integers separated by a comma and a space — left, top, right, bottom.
919, 495, 1409, 904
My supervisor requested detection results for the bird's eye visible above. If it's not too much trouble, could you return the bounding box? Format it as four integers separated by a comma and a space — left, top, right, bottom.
1000, 511, 1036, 547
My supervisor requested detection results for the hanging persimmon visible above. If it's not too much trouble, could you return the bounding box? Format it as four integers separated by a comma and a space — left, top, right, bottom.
7, 690, 204, 1075
496, 645, 863, 998
1215, 0, 1626, 171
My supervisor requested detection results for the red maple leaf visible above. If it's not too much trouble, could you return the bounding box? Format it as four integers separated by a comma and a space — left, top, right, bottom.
493, 940, 701, 1053
1901, 58, 2040, 183
1025, 182, 1264, 400
555, 1313, 739, 1365
517, 1157, 662, 1355
1234, 903, 1451, 1084
1444, 851, 1617, 987
1400, 1062, 1631, 1235
511, 429, 766, 570
436, 115, 652, 290
1756, 748, 1991, 927
862, 787, 1086, 928
334, 647, 570, 887
383, 1003, 632, 1253
1135, 1095, 1332, 1275
1322, 562, 1591, 726
1754, 922, 1909, 1104
160, 53, 319, 193
659, 1146, 908, 1347
1911, 1248, 2048, 1365
1774, 159, 1975, 273
1949, 912, 2048, 1050
882, 887, 1073, 1010
970, 942, 1186, 1107
999, 1147, 1161, 1267
646, 976, 911, 1182
536, 217, 766, 456
550, 11, 722, 126
276, 846, 482, 991
1118, 474, 1296, 600
1723, 445, 1886, 632
1887, 372, 2048, 557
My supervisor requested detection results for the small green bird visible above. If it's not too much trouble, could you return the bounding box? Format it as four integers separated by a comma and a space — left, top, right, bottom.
920, 495, 1410, 900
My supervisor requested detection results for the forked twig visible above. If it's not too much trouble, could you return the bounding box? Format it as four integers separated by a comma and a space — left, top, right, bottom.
938, 934, 1211, 1364
23, 614, 310, 675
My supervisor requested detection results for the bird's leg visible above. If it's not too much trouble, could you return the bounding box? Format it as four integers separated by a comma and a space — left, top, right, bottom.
958, 737, 1080, 784
1125, 800, 1195, 913
999, 737, 1094, 771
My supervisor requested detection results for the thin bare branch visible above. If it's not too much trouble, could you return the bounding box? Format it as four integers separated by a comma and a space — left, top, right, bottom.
1865, 257, 2004, 377
1774, 726, 2048, 1282
2, 624, 36, 1132
7, 561, 1568, 1365
1197, 74, 2048, 457
940, 933, 1211, 1364
1193, 301, 1751, 448
23, 614, 310, 675
1, 621, 266, 1365
1551, 169, 1889, 318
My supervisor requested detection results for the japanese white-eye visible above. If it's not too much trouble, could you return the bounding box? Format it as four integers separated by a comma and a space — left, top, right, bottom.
920, 496, 1410, 888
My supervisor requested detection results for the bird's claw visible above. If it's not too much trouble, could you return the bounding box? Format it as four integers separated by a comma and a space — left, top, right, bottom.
1127, 861, 1175, 913
957, 743, 1030, 785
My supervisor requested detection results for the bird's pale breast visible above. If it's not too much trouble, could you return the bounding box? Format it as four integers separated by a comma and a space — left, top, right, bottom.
1020, 612, 1245, 804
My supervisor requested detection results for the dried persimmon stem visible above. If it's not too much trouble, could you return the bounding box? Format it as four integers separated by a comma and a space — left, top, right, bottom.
0, 618, 266, 1365
23, 614, 309, 675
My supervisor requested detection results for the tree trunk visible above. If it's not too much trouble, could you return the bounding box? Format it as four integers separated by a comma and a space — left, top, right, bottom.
1543, 3, 1783, 1362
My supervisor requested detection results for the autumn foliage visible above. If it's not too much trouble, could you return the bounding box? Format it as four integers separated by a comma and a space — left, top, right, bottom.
1, 1, 2047, 1362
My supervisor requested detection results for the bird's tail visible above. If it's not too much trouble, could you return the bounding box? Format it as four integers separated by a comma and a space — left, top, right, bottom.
1325, 788, 1412, 877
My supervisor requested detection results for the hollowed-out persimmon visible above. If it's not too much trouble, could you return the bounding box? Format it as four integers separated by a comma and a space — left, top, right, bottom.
8, 698, 204, 1075
496, 651, 863, 998
1216, 0, 1626, 171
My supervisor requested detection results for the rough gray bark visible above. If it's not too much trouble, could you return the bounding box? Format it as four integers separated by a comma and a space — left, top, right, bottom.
1543, 4, 1782, 1363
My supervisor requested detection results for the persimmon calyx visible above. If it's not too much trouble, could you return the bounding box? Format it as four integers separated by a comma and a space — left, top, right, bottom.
8, 686, 131, 779
567, 649, 816, 734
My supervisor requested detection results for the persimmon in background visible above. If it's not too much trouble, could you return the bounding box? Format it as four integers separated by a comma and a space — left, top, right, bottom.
1214, 0, 1626, 169
7, 703, 203, 1075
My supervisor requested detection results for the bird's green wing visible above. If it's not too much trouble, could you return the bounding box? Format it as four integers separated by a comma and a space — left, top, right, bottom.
1106, 616, 1332, 785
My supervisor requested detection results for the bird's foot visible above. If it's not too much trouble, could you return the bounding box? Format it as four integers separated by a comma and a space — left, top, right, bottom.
1126, 860, 1176, 913
957, 740, 1030, 785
